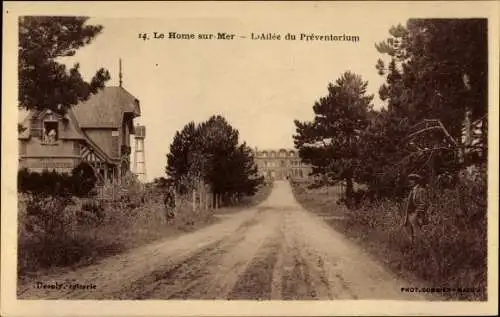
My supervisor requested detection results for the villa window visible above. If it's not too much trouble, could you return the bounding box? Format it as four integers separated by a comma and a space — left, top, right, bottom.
42, 121, 59, 144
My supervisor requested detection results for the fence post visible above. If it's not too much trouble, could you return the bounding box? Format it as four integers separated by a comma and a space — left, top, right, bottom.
205, 187, 208, 210
192, 189, 196, 212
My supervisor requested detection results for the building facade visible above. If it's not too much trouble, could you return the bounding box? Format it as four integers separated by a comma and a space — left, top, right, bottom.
18, 86, 141, 185
253, 148, 312, 180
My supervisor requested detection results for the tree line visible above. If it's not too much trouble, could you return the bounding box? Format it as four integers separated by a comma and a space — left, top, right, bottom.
294, 19, 487, 203
166, 115, 264, 206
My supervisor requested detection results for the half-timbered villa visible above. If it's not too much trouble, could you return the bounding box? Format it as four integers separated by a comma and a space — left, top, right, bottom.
18, 86, 141, 186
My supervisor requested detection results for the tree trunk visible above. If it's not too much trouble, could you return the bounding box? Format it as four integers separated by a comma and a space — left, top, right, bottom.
205, 188, 208, 210
345, 177, 354, 199
192, 189, 196, 212
215, 192, 219, 209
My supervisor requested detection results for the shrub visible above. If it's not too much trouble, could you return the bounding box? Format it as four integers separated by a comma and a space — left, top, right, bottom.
71, 162, 97, 197
18, 168, 72, 196
18, 194, 76, 273
18, 194, 117, 275
22, 195, 75, 236
79, 198, 105, 225
367, 177, 485, 299
17, 162, 97, 197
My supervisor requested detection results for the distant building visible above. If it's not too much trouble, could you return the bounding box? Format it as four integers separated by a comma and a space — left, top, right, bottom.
253, 148, 312, 180
18, 86, 141, 185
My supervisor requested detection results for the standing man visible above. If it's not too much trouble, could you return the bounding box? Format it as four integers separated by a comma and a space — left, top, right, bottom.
164, 183, 176, 222
401, 173, 428, 244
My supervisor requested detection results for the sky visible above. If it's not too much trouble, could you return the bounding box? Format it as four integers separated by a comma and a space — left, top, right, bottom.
55, 12, 416, 182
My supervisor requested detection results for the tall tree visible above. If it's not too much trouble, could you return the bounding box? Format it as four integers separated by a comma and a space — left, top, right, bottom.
165, 115, 263, 205
357, 110, 413, 198
221, 142, 264, 199
166, 121, 199, 193
375, 19, 488, 139
372, 18, 488, 189
19, 16, 110, 114
294, 71, 373, 200
199, 115, 240, 198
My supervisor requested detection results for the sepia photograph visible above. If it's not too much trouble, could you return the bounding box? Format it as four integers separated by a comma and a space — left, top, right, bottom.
1, 1, 499, 316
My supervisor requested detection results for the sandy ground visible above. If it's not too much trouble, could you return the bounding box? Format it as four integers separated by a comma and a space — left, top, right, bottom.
18, 181, 429, 300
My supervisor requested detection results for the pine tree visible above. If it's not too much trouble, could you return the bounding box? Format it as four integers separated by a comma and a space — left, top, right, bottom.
165, 115, 263, 206
368, 19, 488, 195
223, 143, 263, 198
375, 19, 487, 139
19, 16, 110, 114
166, 121, 198, 193
294, 71, 373, 200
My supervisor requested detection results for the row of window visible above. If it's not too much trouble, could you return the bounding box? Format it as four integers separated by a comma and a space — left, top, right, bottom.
260, 160, 303, 167
257, 151, 296, 158
262, 169, 305, 178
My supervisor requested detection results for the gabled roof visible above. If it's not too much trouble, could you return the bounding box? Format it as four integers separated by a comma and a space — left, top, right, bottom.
18, 87, 140, 165
72, 86, 141, 128
18, 109, 85, 140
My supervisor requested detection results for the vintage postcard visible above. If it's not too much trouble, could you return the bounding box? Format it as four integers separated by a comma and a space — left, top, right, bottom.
1, 1, 499, 316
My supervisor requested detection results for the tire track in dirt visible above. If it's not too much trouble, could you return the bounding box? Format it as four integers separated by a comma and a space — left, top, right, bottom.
286, 209, 356, 300
226, 213, 282, 300
187, 207, 282, 299
124, 206, 281, 299
292, 239, 334, 300
280, 207, 329, 300
269, 210, 286, 300
113, 237, 232, 299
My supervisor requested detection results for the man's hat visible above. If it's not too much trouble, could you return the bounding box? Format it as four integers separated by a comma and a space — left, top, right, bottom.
408, 173, 423, 180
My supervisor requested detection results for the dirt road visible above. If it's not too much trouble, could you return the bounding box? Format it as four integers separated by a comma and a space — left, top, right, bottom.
18, 181, 428, 300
